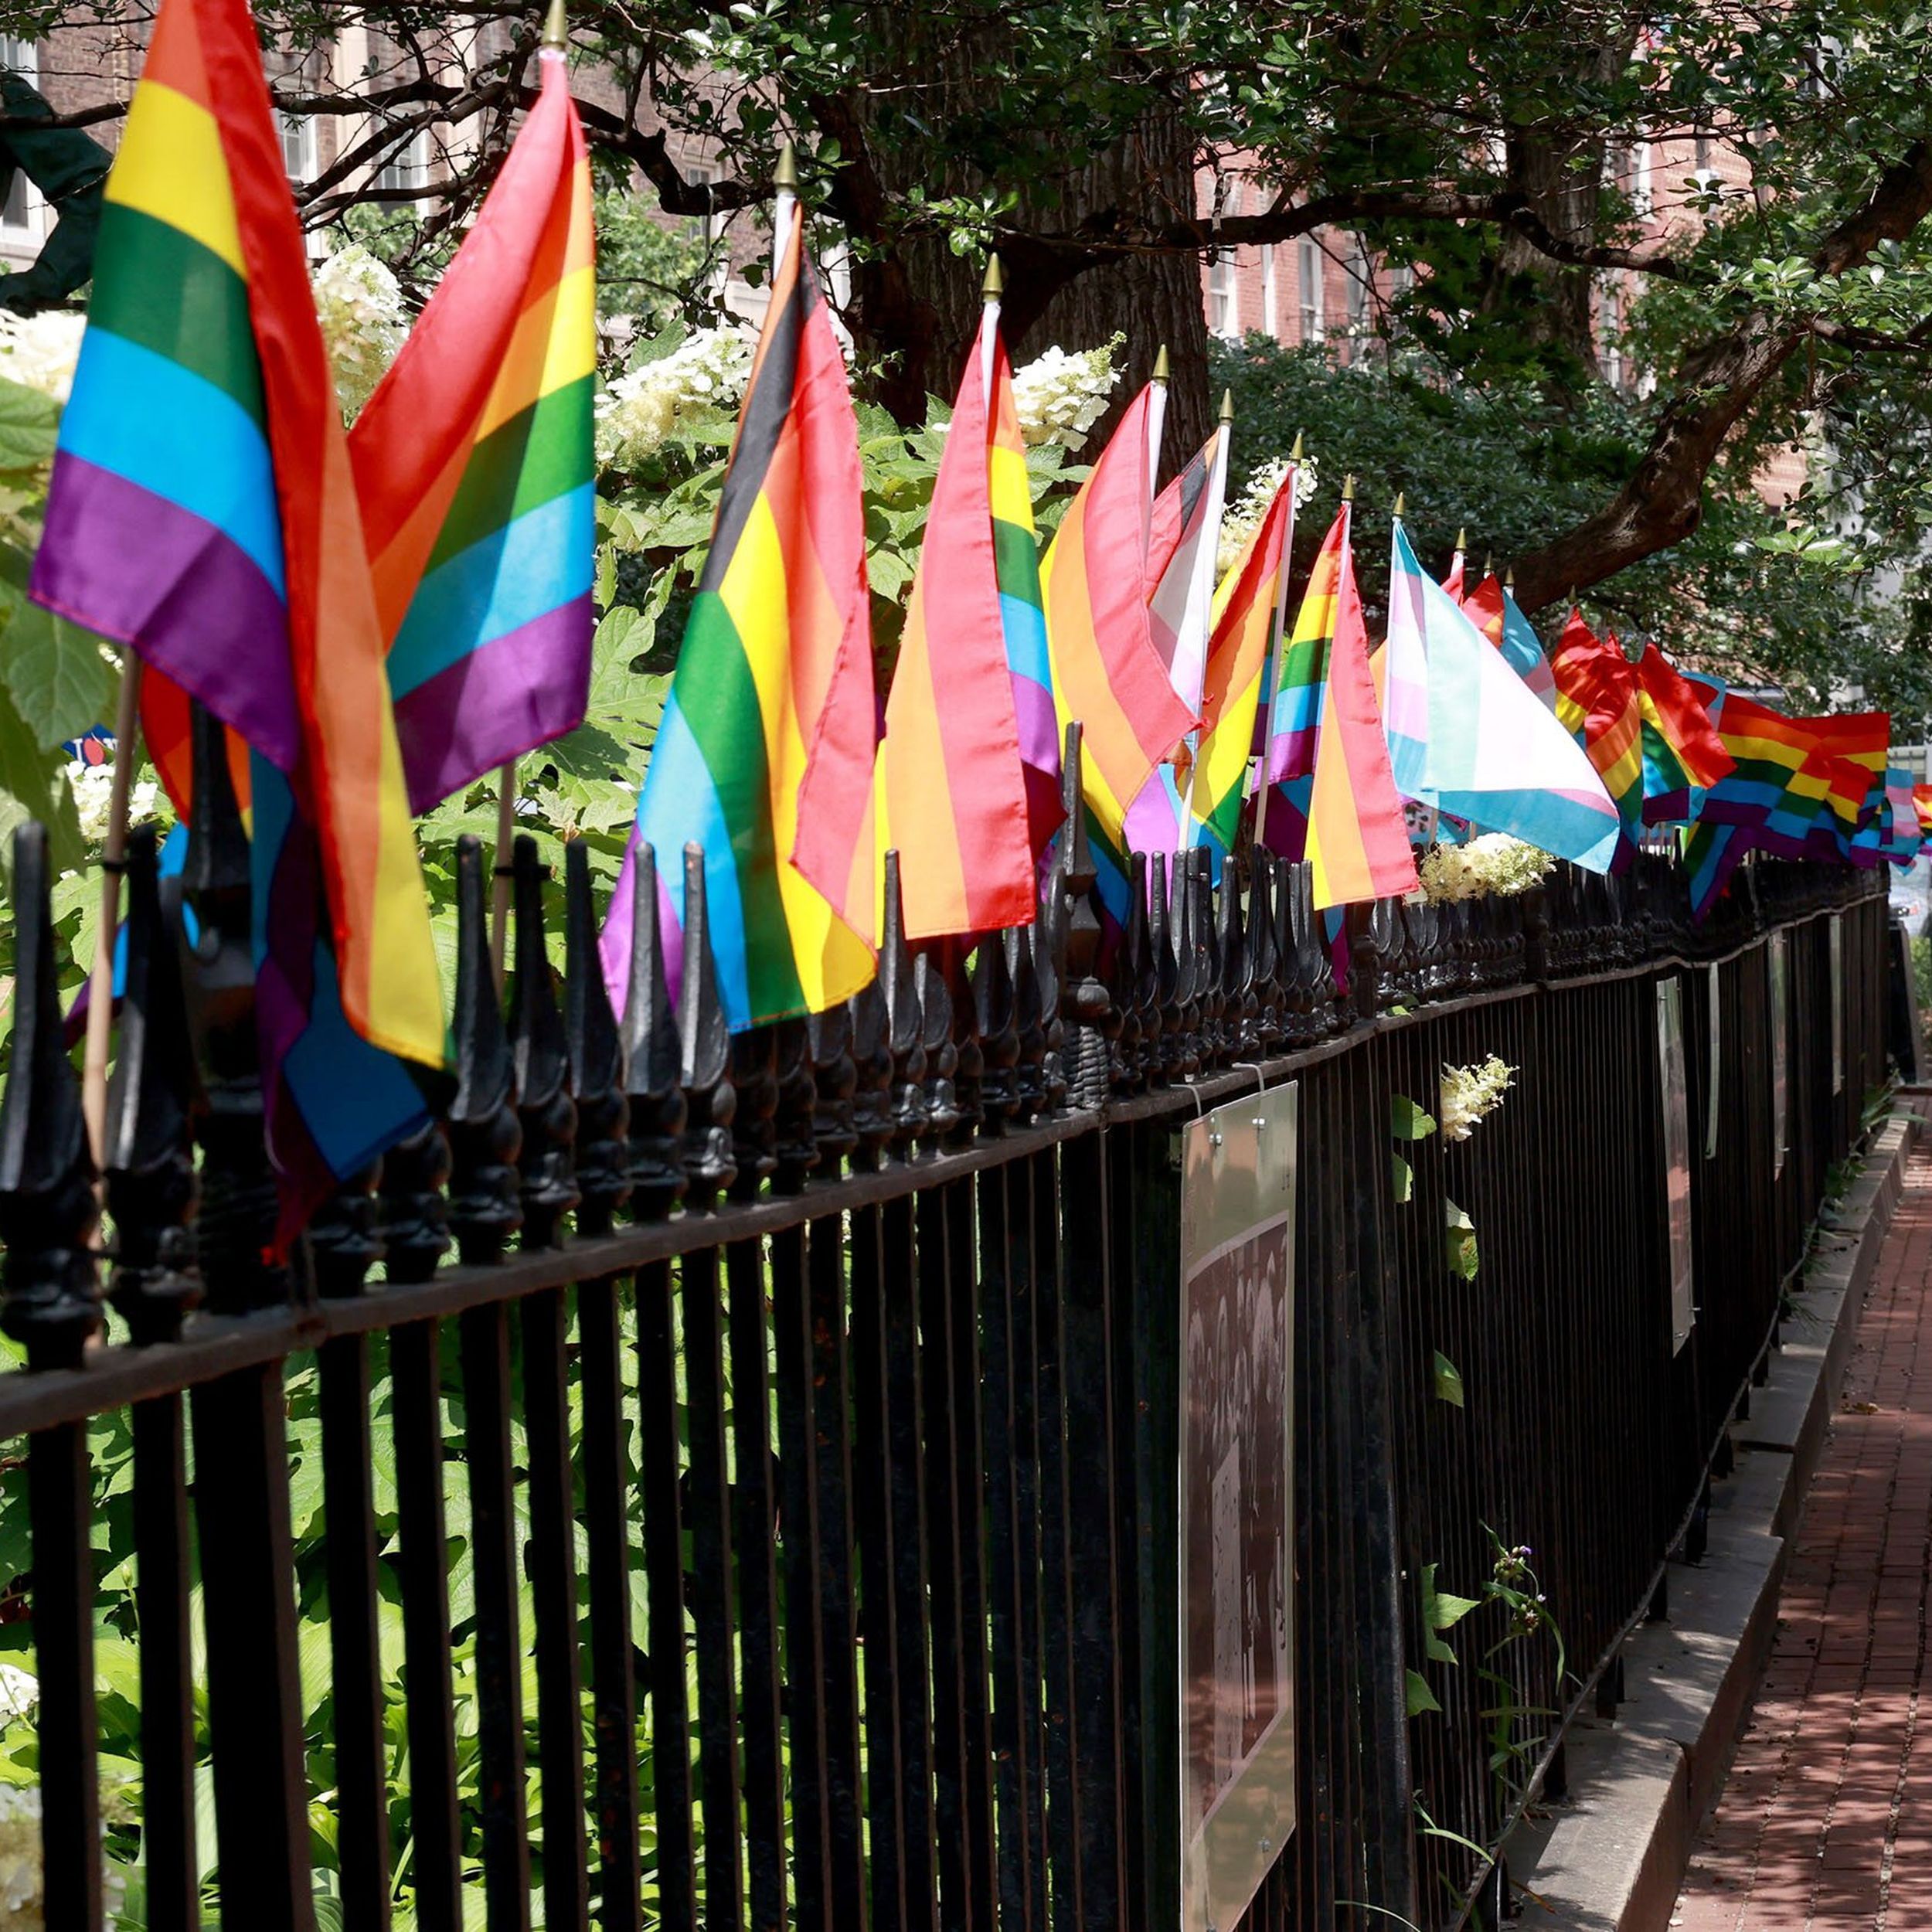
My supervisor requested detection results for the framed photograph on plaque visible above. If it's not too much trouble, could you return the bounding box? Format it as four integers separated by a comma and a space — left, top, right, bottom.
1769, 930, 1788, 1178
1656, 978, 1695, 1354
1180, 1082, 1298, 1932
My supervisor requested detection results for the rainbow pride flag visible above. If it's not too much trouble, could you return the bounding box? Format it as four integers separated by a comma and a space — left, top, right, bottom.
986, 322, 1061, 857
1265, 506, 1344, 785
1882, 767, 1921, 865
1386, 526, 1620, 869
1306, 505, 1417, 909
600, 211, 877, 1032
1635, 644, 1733, 824
1694, 692, 1829, 855
1191, 473, 1297, 854
30, 0, 443, 1236
1549, 610, 1643, 840
1914, 783, 1932, 841
350, 40, 594, 812
881, 304, 1038, 940
1043, 381, 1196, 849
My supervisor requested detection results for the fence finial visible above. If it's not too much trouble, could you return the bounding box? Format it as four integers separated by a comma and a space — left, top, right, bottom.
566, 840, 629, 1234
621, 843, 689, 1216
509, 835, 580, 1247
0, 823, 100, 1369
449, 834, 523, 1265
677, 845, 737, 1199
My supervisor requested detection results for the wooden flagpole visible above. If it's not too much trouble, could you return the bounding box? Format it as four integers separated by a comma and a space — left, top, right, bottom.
80, 653, 144, 1171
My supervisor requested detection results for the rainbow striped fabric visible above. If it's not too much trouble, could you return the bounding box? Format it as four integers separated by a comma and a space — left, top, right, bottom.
1494, 583, 1560, 711
1882, 767, 1921, 865
1191, 474, 1296, 855
1265, 508, 1343, 785
881, 306, 1039, 940
600, 213, 877, 1032
1386, 525, 1620, 869
1549, 610, 1644, 840
1043, 381, 1196, 851
351, 43, 594, 813
30, 0, 444, 1235
986, 325, 1062, 859
1306, 505, 1418, 909
1635, 645, 1733, 824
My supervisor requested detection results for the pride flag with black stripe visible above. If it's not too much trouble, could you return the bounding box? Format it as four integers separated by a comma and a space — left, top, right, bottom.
600, 211, 876, 1031
351, 39, 594, 811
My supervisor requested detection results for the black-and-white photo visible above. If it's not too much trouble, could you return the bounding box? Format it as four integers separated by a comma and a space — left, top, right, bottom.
1657, 978, 1694, 1353
1184, 1219, 1292, 1822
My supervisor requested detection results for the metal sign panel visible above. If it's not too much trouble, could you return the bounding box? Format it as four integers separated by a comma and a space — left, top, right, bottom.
1179, 1081, 1298, 1932
1656, 978, 1695, 1355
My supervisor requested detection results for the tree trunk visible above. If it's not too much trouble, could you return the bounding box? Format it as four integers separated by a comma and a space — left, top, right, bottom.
820, 31, 1209, 481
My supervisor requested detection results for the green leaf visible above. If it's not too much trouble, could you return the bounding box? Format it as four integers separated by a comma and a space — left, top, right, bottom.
1433, 1349, 1464, 1407
1444, 1197, 1478, 1281
0, 543, 117, 748
1405, 1668, 1441, 1716
0, 377, 58, 470
1391, 1149, 1413, 1204
1391, 1094, 1437, 1140
0, 673, 83, 880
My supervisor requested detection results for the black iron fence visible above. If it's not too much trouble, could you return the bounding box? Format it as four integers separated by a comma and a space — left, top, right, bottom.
0, 713, 1890, 1932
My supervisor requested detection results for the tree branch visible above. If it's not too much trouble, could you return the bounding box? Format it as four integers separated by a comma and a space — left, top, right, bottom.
1511, 141, 1932, 611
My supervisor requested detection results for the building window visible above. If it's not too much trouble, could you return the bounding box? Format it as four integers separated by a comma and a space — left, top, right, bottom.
280, 112, 318, 185
1297, 236, 1324, 345
1345, 238, 1373, 341
0, 38, 40, 238
1691, 132, 1719, 193
1260, 243, 1277, 339
1207, 180, 1242, 340
1601, 279, 1624, 390
372, 128, 431, 199
1631, 140, 1652, 216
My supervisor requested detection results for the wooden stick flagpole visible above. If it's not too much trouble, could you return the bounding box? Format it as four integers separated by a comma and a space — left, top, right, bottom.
80, 652, 144, 1170
490, 0, 574, 982
1249, 430, 1303, 856
1176, 388, 1236, 841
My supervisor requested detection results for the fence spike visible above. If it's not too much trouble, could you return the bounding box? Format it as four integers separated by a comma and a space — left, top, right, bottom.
179, 702, 284, 1309
913, 944, 962, 1142
103, 824, 202, 1344
1057, 724, 1113, 1108
561, 842, 631, 1234
1193, 848, 1224, 1064
728, 1023, 781, 1199
620, 841, 688, 1217
1110, 850, 1150, 1093
972, 919, 1020, 1131
0, 823, 101, 1369
375, 1122, 454, 1285
805, 999, 859, 1162
940, 937, 982, 1141
770, 1015, 820, 1189
880, 850, 929, 1152
1248, 849, 1281, 1049
676, 844, 737, 1202
509, 834, 580, 1247
448, 833, 524, 1264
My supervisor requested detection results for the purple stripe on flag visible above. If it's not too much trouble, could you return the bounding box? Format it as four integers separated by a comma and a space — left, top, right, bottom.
391, 592, 594, 815
599, 824, 686, 1019
1011, 671, 1060, 776
32, 453, 300, 771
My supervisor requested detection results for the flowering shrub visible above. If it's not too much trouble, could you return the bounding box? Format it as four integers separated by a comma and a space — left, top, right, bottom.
1009, 335, 1123, 451
597, 323, 760, 472
1216, 451, 1321, 574
63, 757, 158, 846
0, 311, 83, 406
311, 243, 407, 419
1440, 1055, 1515, 1141
1418, 832, 1555, 902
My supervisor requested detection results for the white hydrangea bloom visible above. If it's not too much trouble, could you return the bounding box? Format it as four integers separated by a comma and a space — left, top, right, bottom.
1440, 1055, 1515, 1141
1417, 832, 1555, 903
0, 1783, 40, 1921
64, 760, 159, 847
1010, 335, 1123, 451
0, 1668, 36, 1726
0, 310, 84, 405
311, 244, 407, 420
597, 325, 759, 471
1217, 454, 1320, 575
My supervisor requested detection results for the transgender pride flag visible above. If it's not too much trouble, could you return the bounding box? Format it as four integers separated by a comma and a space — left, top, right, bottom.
1384, 521, 1621, 872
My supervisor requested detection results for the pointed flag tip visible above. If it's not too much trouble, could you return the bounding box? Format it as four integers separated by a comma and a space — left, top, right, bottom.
1505, 566, 1516, 590
982, 253, 1004, 299
1152, 344, 1170, 383
1342, 473, 1355, 503
774, 140, 799, 190
1455, 526, 1467, 553
1393, 491, 1406, 519
540, 0, 567, 45
1219, 388, 1235, 424
1291, 430, 1304, 461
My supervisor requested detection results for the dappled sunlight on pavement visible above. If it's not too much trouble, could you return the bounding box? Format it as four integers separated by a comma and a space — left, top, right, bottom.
1672, 1146, 1932, 1930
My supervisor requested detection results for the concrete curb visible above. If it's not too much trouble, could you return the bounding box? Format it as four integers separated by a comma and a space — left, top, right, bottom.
1505, 1108, 1920, 1932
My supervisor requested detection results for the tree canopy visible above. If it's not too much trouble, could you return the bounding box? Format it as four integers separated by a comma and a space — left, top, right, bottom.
9, 0, 1932, 711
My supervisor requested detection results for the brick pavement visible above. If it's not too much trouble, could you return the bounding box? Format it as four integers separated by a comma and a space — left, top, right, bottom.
1672, 1145, 1932, 1930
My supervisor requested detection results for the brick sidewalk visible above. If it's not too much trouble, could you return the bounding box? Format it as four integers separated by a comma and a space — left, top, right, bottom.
1672, 1145, 1932, 1930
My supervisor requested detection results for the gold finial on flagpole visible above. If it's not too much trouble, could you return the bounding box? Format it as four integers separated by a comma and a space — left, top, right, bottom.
1219, 388, 1234, 423
1342, 473, 1355, 502
541, 0, 567, 46
1454, 526, 1467, 553
1393, 491, 1406, 519
1505, 566, 1516, 591
1483, 553, 1493, 578
1290, 430, 1304, 462
1152, 343, 1171, 383
983, 253, 1004, 299
774, 140, 799, 191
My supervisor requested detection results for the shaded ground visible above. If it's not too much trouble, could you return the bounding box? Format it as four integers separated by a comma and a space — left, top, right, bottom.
1673, 1146, 1932, 1929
